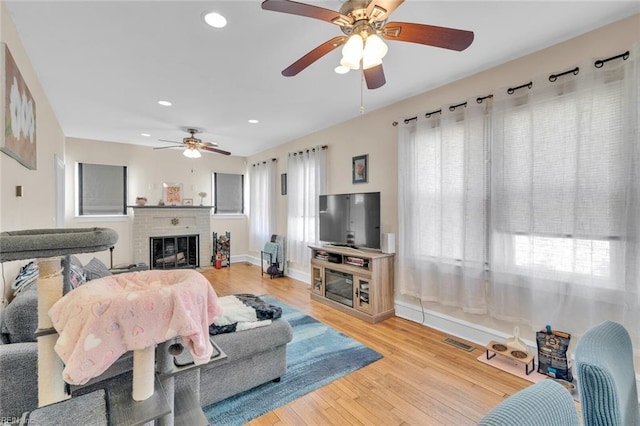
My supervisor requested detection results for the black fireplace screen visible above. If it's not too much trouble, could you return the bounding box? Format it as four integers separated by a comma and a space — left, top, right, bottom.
150, 235, 199, 269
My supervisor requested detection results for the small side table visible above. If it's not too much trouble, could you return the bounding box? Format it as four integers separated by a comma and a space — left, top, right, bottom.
485, 340, 535, 375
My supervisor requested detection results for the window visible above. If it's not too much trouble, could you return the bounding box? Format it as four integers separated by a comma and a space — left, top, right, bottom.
212, 172, 244, 214
77, 163, 127, 215
494, 76, 627, 288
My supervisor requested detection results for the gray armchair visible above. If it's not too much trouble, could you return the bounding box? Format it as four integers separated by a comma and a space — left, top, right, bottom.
478, 380, 580, 426
575, 320, 639, 426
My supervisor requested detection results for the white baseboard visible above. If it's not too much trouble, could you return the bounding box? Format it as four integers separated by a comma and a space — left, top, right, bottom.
394, 300, 538, 354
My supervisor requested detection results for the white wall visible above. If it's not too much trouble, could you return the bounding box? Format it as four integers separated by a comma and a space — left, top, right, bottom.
64, 137, 249, 267
1, 1, 66, 305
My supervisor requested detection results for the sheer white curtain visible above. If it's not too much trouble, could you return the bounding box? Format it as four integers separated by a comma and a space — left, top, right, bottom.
249, 160, 277, 252
397, 45, 639, 349
490, 45, 639, 340
287, 146, 327, 267
397, 100, 490, 313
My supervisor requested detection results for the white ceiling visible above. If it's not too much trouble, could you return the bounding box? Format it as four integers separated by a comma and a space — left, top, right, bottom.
5, 1, 639, 157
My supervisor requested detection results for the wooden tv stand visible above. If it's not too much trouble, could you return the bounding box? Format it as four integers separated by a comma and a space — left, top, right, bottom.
309, 245, 395, 323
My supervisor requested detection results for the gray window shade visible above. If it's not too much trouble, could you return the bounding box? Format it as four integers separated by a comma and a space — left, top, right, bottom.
79, 163, 127, 215
214, 173, 244, 214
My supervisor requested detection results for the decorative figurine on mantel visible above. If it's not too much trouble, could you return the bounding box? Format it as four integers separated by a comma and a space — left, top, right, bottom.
198, 192, 207, 206
136, 196, 147, 206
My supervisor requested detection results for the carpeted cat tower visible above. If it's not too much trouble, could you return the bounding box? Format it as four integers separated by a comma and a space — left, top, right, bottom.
0, 228, 118, 406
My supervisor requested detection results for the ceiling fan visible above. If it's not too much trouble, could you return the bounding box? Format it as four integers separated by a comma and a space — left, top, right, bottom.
261, 0, 474, 89
154, 128, 231, 158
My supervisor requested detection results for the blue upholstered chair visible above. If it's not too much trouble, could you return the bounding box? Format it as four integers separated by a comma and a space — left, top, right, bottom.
478, 379, 580, 426
575, 320, 639, 426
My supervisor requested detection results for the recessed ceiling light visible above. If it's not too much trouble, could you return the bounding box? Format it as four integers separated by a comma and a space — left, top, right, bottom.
203, 12, 227, 28
248, 119, 259, 124
141, 133, 151, 137
335, 65, 350, 74
158, 100, 172, 106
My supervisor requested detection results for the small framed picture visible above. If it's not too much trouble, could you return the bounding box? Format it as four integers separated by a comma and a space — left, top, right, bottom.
352, 154, 368, 184
182, 198, 193, 206
281, 173, 287, 195
163, 182, 183, 205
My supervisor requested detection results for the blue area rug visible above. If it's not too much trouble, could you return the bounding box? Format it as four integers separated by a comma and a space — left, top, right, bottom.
203, 295, 383, 425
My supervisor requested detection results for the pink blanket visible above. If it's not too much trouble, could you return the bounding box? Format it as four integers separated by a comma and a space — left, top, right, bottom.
49, 269, 222, 385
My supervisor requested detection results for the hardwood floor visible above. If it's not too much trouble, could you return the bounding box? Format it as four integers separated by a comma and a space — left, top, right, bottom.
200, 263, 530, 425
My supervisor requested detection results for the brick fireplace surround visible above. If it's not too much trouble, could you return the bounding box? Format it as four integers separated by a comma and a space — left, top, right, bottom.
132, 206, 212, 268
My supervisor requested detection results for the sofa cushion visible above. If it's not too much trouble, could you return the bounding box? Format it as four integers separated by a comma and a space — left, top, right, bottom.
0, 286, 37, 343
82, 257, 112, 281
209, 318, 293, 364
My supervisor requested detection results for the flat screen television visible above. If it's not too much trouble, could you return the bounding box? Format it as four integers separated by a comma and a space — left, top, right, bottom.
319, 192, 381, 249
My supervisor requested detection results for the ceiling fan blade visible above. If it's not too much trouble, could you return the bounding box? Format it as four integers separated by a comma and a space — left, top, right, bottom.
261, 0, 353, 26
153, 145, 181, 150
282, 36, 347, 77
201, 146, 231, 156
363, 64, 386, 90
158, 139, 182, 144
199, 141, 219, 148
366, 0, 404, 22
382, 21, 474, 51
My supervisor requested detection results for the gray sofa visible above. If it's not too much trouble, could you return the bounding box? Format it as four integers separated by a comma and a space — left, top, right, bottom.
0, 275, 293, 423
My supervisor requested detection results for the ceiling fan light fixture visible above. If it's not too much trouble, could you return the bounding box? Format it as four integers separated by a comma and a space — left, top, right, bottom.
183, 148, 201, 158
342, 34, 364, 62
340, 56, 360, 70
203, 12, 227, 28
363, 33, 388, 61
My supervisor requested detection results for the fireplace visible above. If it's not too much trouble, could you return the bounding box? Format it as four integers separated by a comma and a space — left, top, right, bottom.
150, 235, 199, 269
132, 206, 212, 269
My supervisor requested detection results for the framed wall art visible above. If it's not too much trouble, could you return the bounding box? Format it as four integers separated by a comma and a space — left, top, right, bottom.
163, 182, 183, 205
1, 43, 37, 170
352, 154, 368, 184
281, 173, 287, 195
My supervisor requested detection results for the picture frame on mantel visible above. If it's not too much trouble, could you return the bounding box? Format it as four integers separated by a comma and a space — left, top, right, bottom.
182, 198, 193, 206
1, 43, 37, 170
163, 182, 183, 206
352, 154, 368, 184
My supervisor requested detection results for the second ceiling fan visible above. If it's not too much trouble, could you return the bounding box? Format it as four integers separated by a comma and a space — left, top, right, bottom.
154, 128, 231, 158
262, 0, 474, 89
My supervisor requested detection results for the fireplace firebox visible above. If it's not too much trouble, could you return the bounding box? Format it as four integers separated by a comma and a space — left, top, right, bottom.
150, 235, 199, 269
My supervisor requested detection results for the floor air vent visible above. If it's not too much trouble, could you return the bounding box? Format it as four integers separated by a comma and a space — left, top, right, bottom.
443, 337, 474, 352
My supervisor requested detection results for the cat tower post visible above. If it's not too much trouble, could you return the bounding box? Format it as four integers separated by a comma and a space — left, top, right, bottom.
0, 228, 119, 407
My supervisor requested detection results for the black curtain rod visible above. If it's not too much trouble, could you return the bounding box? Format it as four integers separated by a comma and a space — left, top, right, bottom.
507, 81, 533, 95
549, 66, 579, 82
476, 94, 493, 104
251, 158, 277, 167
595, 50, 630, 68
425, 109, 442, 118
289, 145, 328, 156
394, 98, 480, 125
449, 102, 467, 111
